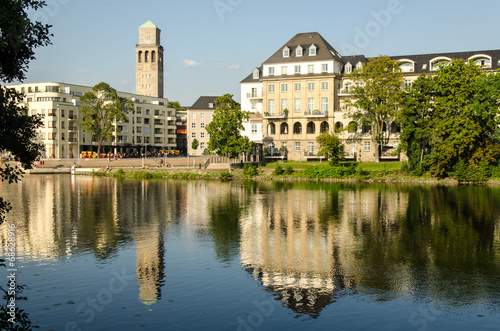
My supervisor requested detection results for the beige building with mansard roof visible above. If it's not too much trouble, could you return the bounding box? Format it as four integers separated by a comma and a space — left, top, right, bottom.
241, 32, 500, 162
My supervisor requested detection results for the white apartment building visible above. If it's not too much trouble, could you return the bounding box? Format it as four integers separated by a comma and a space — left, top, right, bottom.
10, 82, 176, 158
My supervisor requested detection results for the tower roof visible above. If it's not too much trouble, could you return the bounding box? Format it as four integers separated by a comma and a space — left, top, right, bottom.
139, 20, 158, 29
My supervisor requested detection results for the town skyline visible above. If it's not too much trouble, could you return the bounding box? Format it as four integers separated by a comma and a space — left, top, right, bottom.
15, 0, 500, 106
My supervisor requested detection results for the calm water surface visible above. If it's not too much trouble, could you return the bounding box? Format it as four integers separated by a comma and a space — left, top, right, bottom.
0, 175, 499, 330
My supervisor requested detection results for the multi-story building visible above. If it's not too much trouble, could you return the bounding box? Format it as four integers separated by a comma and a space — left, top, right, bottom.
241, 32, 500, 161
187, 96, 218, 156
8, 21, 177, 158
10, 82, 177, 158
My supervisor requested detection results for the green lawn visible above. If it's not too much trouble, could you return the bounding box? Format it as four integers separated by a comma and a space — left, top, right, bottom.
259, 160, 402, 171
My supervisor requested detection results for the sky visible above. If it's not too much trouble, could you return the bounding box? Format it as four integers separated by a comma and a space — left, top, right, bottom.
16, 0, 500, 107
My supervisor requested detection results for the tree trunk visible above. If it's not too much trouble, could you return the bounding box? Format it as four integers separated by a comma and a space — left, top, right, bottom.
373, 140, 380, 162
227, 154, 232, 173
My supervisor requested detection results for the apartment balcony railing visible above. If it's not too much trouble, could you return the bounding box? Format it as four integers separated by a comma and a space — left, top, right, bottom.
247, 92, 263, 99
338, 89, 352, 96
304, 110, 328, 118
263, 112, 287, 119
68, 115, 77, 121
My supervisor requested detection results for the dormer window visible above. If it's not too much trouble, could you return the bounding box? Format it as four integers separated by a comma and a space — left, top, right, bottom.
283, 47, 290, 58
355, 62, 363, 70
430, 57, 451, 71
469, 54, 492, 68
345, 63, 352, 74
208, 103, 214, 108
309, 45, 317, 56
252, 68, 259, 79
398, 60, 415, 73
296, 46, 303, 57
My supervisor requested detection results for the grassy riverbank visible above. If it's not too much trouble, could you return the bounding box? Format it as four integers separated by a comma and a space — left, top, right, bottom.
88, 160, 500, 185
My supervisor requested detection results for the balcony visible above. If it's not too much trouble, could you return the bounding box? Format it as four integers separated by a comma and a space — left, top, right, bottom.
304, 110, 328, 118
68, 126, 77, 132
68, 138, 78, 144
247, 92, 263, 99
338, 89, 352, 96
68, 115, 77, 121
263, 111, 287, 119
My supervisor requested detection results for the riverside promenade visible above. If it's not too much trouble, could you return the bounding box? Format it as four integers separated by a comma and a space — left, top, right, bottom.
2, 156, 232, 174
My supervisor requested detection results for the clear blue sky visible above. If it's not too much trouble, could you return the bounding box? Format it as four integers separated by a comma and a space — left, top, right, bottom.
18, 0, 500, 106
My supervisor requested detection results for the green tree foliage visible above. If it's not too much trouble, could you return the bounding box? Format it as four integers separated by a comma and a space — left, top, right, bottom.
191, 138, 199, 151
168, 101, 187, 112
206, 94, 251, 171
347, 56, 404, 162
79, 82, 134, 156
0, 0, 52, 224
316, 131, 345, 165
398, 59, 500, 179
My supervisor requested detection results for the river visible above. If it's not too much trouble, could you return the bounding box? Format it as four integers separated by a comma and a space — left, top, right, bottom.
0, 175, 499, 330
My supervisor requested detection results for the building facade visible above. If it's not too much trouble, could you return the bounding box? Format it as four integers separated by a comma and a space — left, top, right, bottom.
187, 96, 218, 156
241, 32, 500, 161
10, 82, 177, 158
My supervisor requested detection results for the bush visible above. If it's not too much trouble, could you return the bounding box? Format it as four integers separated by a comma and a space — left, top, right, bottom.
243, 163, 258, 177
273, 165, 285, 176
219, 170, 232, 180
284, 165, 294, 175
115, 168, 124, 177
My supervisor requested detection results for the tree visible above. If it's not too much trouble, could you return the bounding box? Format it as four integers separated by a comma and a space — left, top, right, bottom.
316, 131, 345, 165
168, 101, 187, 112
397, 74, 435, 175
397, 59, 500, 179
0, 0, 52, 224
191, 138, 199, 152
346, 55, 404, 162
205, 94, 251, 171
79, 82, 134, 156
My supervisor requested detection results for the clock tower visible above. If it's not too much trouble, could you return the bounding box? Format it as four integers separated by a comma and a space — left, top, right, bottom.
136, 21, 164, 98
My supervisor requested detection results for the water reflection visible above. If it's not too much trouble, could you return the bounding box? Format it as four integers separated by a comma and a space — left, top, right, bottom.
1, 176, 500, 320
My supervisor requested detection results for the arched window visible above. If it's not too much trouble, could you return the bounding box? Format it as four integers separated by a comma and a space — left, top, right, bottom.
362, 124, 372, 134
293, 122, 302, 134
306, 122, 315, 134
268, 123, 276, 135
430, 57, 451, 71
348, 121, 357, 133
151, 51, 156, 63
335, 122, 343, 133
138, 51, 142, 63
145, 51, 149, 63
390, 122, 400, 133
320, 121, 329, 133
280, 123, 288, 135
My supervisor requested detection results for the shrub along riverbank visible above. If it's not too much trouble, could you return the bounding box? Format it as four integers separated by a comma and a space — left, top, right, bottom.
89, 161, 500, 185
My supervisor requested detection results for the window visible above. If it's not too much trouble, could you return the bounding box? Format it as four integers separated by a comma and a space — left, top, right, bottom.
251, 124, 257, 134
322, 98, 328, 112
137, 127, 142, 133
268, 99, 275, 115
308, 65, 314, 74
253, 69, 259, 79
295, 142, 301, 151
309, 46, 317, 56
364, 141, 371, 151
61, 109, 65, 117
269, 67, 275, 76
280, 123, 288, 135
293, 122, 302, 134
136, 108, 142, 114
209, 103, 214, 108
192, 132, 196, 138
295, 65, 301, 74
296, 47, 303, 57
137, 117, 142, 124
281, 84, 288, 92
294, 83, 301, 91
308, 83, 315, 91
201, 132, 205, 138
192, 113, 196, 119
45, 86, 59, 93
192, 123, 196, 129
308, 98, 314, 112
281, 66, 288, 75
308, 142, 314, 153
322, 64, 328, 72
283, 47, 290, 58
307, 122, 315, 134
281, 99, 288, 111
144, 118, 150, 125
146, 109, 150, 115
61, 121, 65, 129
201, 123, 205, 129
294, 98, 301, 112
345, 64, 352, 73
201, 113, 205, 119
269, 84, 275, 92
251, 102, 257, 110
322, 82, 328, 90
268, 123, 276, 135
